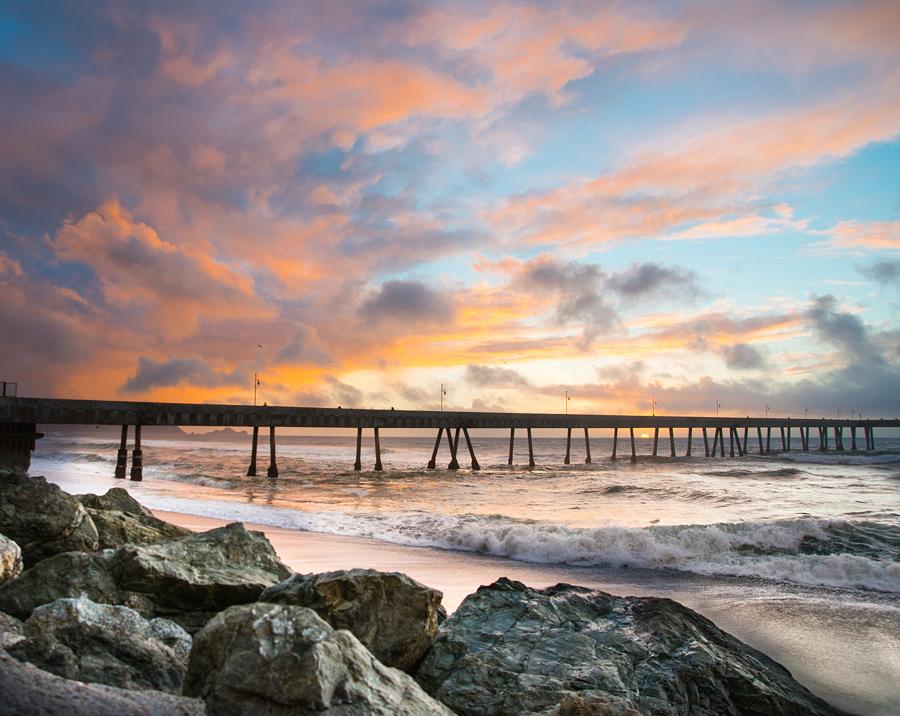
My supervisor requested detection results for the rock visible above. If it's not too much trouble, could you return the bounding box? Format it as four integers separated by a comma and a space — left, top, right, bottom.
0, 523, 289, 631
416, 578, 838, 716
112, 522, 292, 630
79, 488, 191, 549
260, 568, 443, 672
0, 473, 99, 566
0, 609, 24, 649
183, 602, 453, 715
0, 650, 206, 715
7, 596, 191, 694
0, 532, 22, 583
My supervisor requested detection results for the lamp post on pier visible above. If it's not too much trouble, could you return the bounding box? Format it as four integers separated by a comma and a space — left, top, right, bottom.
440, 383, 446, 412
716, 400, 720, 418
565, 390, 570, 414
651, 399, 657, 417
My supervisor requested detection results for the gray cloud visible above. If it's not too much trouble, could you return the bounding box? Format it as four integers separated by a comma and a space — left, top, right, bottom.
859, 259, 900, 286
721, 343, 765, 370
464, 364, 533, 389
805, 294, 882, 363
358, 280, 452, 323
122, 357, 243, 393
607, 262, 703, 300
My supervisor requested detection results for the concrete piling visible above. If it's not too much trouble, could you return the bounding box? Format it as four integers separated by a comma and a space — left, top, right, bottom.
247, 425, 259, 476
686, 427, 692, 457
267, 426, 278, 477
355, 426, 363, 471
446, 428, 459, 470
130, 425, 143, 481
584, 427, 592, 464
629, 427, 637, 463
611, 427, 618, 460
508, 428, 515, 466
702, 427, 710, 457
668, 427, 676, 457
463, 427, 480, 470
427, 427, 443, 469
115, 425, 128, 479
564, 427, 572, 464
527, 427, 535, 467
652, 427, 659, 457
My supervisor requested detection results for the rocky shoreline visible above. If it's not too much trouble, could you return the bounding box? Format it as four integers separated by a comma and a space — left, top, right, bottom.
0, 472, 841, 715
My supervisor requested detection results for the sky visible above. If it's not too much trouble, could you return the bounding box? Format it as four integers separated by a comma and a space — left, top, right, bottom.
0, 0, 898, 419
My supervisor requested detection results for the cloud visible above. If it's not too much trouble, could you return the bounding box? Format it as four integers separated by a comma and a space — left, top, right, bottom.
720, 343, 766, 370
607, 263, 703, 300
464, 365, 532, 389
122, 357, 243, 393
358, 280, 453, 324
805, 295, 882, 364
858, 259, 900, 286
809, 220, 899, 254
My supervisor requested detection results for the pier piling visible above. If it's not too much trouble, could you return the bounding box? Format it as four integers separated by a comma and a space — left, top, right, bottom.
668, 427, 676, 457
702, 427, 710, 457
463, 428, 480, 470
247, 425, 259, 476
686, 427, 692, 456
629, 427, 637, 463
611, 427, 618, 460
508, 428, 515, 466
130, 425, 143, 481
374, 426, 383, 471
584, 427, 592, 463
527, 427, 535, 467
850, 426, 857, 451
267, 426, 278, 477
427, 428, 443, 469
355, 426, 363, 471
115, 425, 128, 479
446, 428, 459, 470
564, 427, 571, 464
652, 427, 659, 457
711, 428, 719, 457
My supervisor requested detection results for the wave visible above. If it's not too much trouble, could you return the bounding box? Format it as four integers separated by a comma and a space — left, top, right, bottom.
706, 467, 805, 479
133, 492, 900, 593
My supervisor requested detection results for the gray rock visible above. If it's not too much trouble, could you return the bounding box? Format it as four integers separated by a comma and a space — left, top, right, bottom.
79, 487, 191, 549
0, 532, 22, 584
0, 650, 206, 715
8, 596, 191, 694
0, 473, 99, 566
0, 609, 24, 649
0, 523, 290, 631
416, 578, 838, 716
184, 602, 453, 715
260, 568, 443, 672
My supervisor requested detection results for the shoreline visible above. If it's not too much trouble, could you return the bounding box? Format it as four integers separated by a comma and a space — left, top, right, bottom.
153, 507, 900, 716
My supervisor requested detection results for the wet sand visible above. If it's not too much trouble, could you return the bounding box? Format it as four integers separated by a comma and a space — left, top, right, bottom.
156, 509, 900, 716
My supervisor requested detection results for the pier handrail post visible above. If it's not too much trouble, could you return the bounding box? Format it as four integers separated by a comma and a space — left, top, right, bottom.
267, 425, 278, 477
527, 427, 535, 467
463, 427, 480, 470
427, 428, 443, 469
584, 427, 592, 464
247, 425, 259, 476
373, 427, 383, 471
129, 424, 143, 481
354, 426, 363, 471
564, 427, 571, 465
115, 424, 128, 479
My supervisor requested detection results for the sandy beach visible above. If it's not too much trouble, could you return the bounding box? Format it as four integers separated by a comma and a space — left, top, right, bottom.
156, 508, 900, 716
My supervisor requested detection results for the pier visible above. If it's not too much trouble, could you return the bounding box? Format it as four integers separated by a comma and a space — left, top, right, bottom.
1, 396, 897, 478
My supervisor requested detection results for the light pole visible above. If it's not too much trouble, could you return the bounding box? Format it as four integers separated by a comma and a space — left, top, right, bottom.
765, 404, 770, 419
716, 400, 721, 418
837, 408, 841, 420
804, 406, 808, 419
565, 390, 570, 414
253, 373, 260, 406
440, 383, 446, 412
651, 399, 657, 417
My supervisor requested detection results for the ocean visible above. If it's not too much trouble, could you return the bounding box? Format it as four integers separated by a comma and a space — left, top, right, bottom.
30, 429, 900, 714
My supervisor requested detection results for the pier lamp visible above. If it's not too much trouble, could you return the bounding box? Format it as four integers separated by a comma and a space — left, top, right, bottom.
804, 406, 808, 419
565, 390, 571, 414
716, 400, 720, 417
651, 399, 657, 417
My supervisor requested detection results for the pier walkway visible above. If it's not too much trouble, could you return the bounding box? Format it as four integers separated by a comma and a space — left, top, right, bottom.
1, 396, 897, 479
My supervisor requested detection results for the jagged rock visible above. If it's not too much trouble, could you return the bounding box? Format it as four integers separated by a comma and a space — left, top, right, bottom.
7, 596, 191, 694
0, 523, 290, 631
0, 532, 22, 583
0, 473, 98, 566
0, 650, 206, 715
416, 578, 838, 716
0, 609, 24, 649
79, 488, 191, 549
0, 551, 125, 620
184, 602, 452, 715
260, 569, 443, 672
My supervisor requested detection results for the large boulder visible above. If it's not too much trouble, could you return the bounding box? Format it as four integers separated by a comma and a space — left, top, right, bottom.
184, 602, 452, 715
0, 473, 98, 566
0, 650, 206, 716
416, 578, 838, 716
0, 532, 22, 583
79, 488, 191, 549
0, 523, 290, 631
0, 609, 24, 649
7, 596, 191, 694
260, 569, 443, 672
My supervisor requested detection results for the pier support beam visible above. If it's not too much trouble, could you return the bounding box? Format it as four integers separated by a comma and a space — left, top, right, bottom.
462, 428, 480, 470
729, 427, 735, 457
702, 428, 710, 457
742, 427, 748, 456
629, 428, 637, 463
508, 428, 515, 466
780, 427, 787, 452
870, 427, 875, 451
373, 427, 383, 471
800, 427, 808, 452
822, 426, 829, 451
718, 428, 726, 457
835, 426, 844, 452
732, 428, 743, 457
427, 428, 444, 469
115, 425, 128, 479
668, 427, 676, 457
757, 427, 764, 454
267, 426, 278, 477
527, 428, 535, 467
766, 427, 772, 453
850, 426, 857, 451
247, 426, 259, 476
446, 428, 459, 470
710, 428, 718, 457
686, 427, 692, 457
564, 428, 571, 464
611, 428, 618, 460
130, 425, 143, 481
584, 428, 592, 464
0, 422, 42, 474
652, 428, 659, 457
355, 427, 363, 471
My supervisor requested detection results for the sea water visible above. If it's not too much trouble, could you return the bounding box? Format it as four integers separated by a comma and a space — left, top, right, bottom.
30, 430, 900, 714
